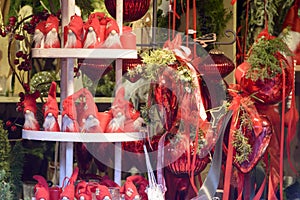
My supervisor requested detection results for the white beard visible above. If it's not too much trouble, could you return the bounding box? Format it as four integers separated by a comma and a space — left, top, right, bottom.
83, 30, 97, 48
65, 32, 77, 48
83, 115, 100, 132
282, 31, 300, 52
33, 30, 45, 48
102, 33, 122, 48
43, 114, 57, 131
45, 29, 59, 47
62, 115, 75, 132
109, 113, 126, 131
24, 111, 39, 130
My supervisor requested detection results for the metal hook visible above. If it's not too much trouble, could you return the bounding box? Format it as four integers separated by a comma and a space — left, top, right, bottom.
214, 29, 236, 45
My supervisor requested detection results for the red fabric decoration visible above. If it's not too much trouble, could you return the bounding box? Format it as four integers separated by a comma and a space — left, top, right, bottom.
23, 91, 40, 131
120, 179, 140, 200
33, 21, 46, 48
83, 13, 106, 48
64, 14, 84, 48
61, 94, 80, 132
60, 167, 79, 200
44, 15, 60, 48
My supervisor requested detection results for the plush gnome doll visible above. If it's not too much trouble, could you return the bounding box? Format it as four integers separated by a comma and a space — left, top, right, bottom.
33, 20, 46, 48
23, 91, 40, 131
60, 167, 79, 200
102, 17, 122, 48
83, 12, 106, 48
43, 81, 60, 132
61, 92, 80, 132
120, 179, 140, 200
33, 175, 50, 200
93, 184, 112, 200
75, 181, 92, 200
106, 87, 144, 133
44, 15, 60, 48
127, 175, 149, 200
81, 88, 103, 133
64, 14, 84, 48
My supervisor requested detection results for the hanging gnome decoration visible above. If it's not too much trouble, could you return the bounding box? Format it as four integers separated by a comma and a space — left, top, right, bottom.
33, 175, 50, 200
33, 20, 46, 48
106, 87, 144, 133
83, 12, 106, 48
23, 91, 40, 131
102, 18, 122, 48
43, 81, 60, 132
64, 14, 84, 48
44, 15, 60, 48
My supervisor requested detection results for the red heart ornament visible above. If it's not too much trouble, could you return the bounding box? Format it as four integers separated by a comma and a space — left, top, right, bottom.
223, 115, 273, 173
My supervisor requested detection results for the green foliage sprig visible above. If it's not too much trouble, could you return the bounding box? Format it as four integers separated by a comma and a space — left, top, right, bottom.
246, 34, 292, 81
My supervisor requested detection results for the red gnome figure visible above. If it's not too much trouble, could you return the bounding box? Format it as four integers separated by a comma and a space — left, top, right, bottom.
83, 12, 106, 48
43, 82, 60, 132
102, 18, 122, 48
44, 15, 60, 48
60, 167, 79, 200
81, 88, 103, 133
61, 93, 80, 132
120, 179, 140, 200
64, 14, 84, 48
33, 21, 46, 48
93, 184, 112, 200
75, 181, 93, 200
33, 175, 50, 200
23, 91, 40, 131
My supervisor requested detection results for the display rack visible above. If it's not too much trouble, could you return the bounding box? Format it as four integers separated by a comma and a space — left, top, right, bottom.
22, 0, 139, 186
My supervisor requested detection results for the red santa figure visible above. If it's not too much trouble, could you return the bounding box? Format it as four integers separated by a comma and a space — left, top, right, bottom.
64, 14, 84, 48
33, 20, 46, 48
43, 81, 60, 132
61, 93, 80, 132
102, 18, 122, 48
33, 175, 50, 200
44, 15, 60, 48
83, 12, 106, 48
23, 91, 40, 131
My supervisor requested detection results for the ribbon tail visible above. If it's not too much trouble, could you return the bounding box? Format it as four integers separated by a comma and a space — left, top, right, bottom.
191, 110, 233, 200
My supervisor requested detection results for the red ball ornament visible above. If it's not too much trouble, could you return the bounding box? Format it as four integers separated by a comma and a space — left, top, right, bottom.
236, 61, 293, 105
200, 49, 235, 78
104, 0, 151, 22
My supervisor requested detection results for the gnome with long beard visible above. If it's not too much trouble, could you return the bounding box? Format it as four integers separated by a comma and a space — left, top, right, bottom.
102, 18, 122, 48
64, 14, 84, 48
44, 15, 60, 48
43, 81, 60, 132
61, 91, 81, 132
83, 12, 106, 48
33, 20, 46, 48
23, 91, 40, 131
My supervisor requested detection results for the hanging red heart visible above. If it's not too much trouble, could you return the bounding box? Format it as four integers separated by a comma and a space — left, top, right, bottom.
223, 115, 273, 173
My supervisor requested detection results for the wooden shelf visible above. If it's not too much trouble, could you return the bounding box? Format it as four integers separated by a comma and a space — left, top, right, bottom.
0, 96, 113, 103
31, 48, 137, 59
22, 130, 145, 142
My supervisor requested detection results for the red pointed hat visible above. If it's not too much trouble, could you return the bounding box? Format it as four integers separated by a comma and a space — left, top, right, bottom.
95, 184, 112, 200
60, 167, 79, 200
23, 91, 40, 114
62, 94, 77, 120
44, 82, 59, 118
105, 18, 120, 38
33, 175, 50, 200
35, 20, 47, 35
121, 180, 139, 200
82, 88, 99, 119
45, 15, 59, 34
86, 16, 102, 37
68, 14, 84, 40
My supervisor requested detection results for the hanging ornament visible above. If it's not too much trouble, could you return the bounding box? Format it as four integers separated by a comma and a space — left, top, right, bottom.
104, 0, 151, 22
199, 49, 235, 79
235, 30, 294, 105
